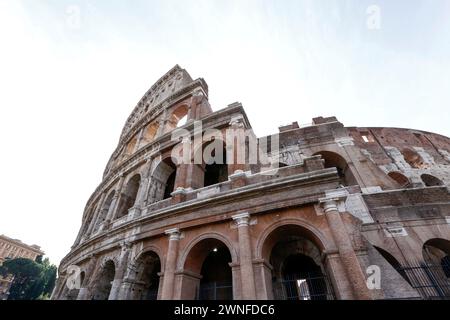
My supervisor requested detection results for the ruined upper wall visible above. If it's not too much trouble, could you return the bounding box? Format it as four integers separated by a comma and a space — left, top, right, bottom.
348, 127, 450, 166
102, 66, 211, 178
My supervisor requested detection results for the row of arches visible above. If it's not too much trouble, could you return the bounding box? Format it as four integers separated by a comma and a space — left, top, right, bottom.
83, 143, 230, 236
71, 223, 336, 300
121, 105, 190, 162
388, 172, 444, 188
82, 149, 359, 243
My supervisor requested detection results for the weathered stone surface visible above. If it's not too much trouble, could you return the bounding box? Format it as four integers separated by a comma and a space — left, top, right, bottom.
53, 66, 450, 301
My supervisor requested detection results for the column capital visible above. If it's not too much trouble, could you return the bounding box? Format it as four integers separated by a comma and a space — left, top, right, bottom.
319, 198, 340, 213
165, 228, 181, 241
232, 212, 250, 227
319, 189, 348, 213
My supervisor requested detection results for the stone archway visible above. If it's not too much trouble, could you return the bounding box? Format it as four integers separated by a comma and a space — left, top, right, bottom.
92, 260, 116, 300
388, 171, 410, 188
129, 251, 162, 300
116, 174, 141, 219
421, 174, 444, 187
94, 190, 115, 233
419, 238, 450, 298
260, 224, 335, 300
148, 157, 177, 203
180, 237, 234, 300
191, 139, 229, 189
401, 148, 425, 169
313, 151, 357, 186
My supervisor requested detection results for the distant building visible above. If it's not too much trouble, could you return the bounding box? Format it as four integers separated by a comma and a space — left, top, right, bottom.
0, 234, 44, 300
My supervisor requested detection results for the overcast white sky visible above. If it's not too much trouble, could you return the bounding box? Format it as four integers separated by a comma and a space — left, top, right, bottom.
1, 0, 449, 265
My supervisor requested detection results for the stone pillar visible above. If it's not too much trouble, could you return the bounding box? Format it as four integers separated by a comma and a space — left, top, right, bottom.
134, 128, 144, 152
137, 159, 153, 207
106, 175, 126, 223
160, 228, 181, 300
88, 192, 107, 236
232, 213, 257, 299
319, 195, 371, 300
77, 255, 98, 300
227, 115, 246, 174
109, 242, 132, 300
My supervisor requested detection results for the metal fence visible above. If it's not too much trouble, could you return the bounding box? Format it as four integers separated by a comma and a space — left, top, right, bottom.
272, 273, 335, 300
397, 260, 450, 300
197, 281, 233, 300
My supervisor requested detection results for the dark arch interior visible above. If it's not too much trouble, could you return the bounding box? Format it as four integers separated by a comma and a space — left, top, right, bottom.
93, 261, 115, 300
277, 253, 328, 300
163, 171, 176, 199
313, 151, 357, 186
204, 146, 228, 187
421, 174, 444, 187
388, 171, 410, 188
135, 252, 161, 300
441, 256, 450, 278
117, 175, 141, 218
198, 245, 232, 300
266, 225, 332, 300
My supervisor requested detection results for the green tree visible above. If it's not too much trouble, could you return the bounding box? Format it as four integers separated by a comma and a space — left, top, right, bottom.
0, 257, 57, 300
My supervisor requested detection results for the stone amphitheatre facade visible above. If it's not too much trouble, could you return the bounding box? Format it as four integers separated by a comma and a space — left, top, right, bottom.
52, 65, 450, 300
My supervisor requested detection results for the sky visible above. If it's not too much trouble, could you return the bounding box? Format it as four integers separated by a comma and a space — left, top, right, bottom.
0, 0, 449, 265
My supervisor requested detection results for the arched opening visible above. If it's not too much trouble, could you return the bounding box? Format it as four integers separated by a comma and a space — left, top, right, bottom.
388, 171, 410, 188
262, 224, 334, 300
94, 190, 115, 233
420, 239, 450, 298
167, 105, 189, 131
373, 246, 410, 284
204, 145, 228, 187
423, 239, 450, 266
132, 251, 161, 300
149, 158, 177, 203
80, 204, 97, 241
183, 238, 233, 300
92, 260, 115, 300
124, 135, 138, 157
421, 174, 444, 187
194, 139, 228, 188
141, 122, 159, 146
313, 151, 357, 187
116, 174, 141, 219
401, 148, 425, 169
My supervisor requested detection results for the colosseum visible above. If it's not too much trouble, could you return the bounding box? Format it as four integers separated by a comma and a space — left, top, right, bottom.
52, 65, 450, 300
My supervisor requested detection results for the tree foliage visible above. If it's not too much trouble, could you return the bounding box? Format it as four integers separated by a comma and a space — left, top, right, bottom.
0, 257, 57, 300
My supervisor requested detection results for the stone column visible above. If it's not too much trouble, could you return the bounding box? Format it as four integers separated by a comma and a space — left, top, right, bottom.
160, 228, 181, 300
106, 175, 125, 223
137, 159, 153, 207
227, 115, 246, 174
134, 128, 144, 152
109, 242, 132, 300
88, 192, 107, 236
232, 213, 257, 299
319, 196, 371, 300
